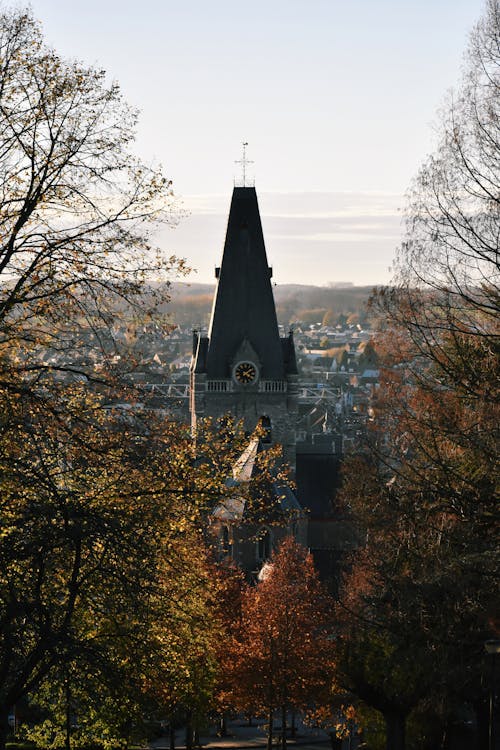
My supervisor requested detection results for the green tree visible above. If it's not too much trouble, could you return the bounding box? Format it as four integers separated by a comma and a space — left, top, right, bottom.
0, 389, 164, 748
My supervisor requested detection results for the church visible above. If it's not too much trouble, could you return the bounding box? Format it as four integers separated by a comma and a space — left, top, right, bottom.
190, 182, 352, 581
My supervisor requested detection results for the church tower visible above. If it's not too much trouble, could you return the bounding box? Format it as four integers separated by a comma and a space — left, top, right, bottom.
190, 186, 298, 468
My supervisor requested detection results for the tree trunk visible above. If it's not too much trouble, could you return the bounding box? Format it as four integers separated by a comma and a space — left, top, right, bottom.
185, 712, 193, 750
384, 711, 406, 750
290, 709, 296, 739
267, 708, 273, 750
169, 723, 176, 750
281, 704, 287, 750
218, 714, 227, 736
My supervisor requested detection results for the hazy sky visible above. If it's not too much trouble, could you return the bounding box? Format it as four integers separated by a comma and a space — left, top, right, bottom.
29, 0, 485, 286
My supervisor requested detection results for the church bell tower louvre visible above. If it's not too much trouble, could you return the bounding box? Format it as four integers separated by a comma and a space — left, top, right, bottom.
189, 185, 299, 469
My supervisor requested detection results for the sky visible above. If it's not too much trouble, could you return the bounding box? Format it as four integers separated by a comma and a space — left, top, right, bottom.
28, 0, 485, 286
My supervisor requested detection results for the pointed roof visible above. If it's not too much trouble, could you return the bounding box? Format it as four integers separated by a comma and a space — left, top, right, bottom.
232, 436, 260, 482
213, 435, 302, 521
205, 187, 285, 379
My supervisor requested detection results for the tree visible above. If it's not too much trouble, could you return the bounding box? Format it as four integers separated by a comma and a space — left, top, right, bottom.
0, 404, 213, 748
0, 391, 292, 750
338, 4, 500, 748
335, 457, 450, 750
296, 309, 328, 327
220, 538, 335, 750
388, 0, 499, 400
322, 309, 336, 328
211, 560, 246, 735
22, 661, 148, 750
358, 340, 379, 370
0, 389, 163, 748
0, 10, 194, 746
337, 370, 498, 748
143, 534, 221, 750
0, 6, 185, 391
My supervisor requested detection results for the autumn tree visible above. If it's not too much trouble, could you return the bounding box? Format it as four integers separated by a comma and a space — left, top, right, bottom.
143, 534, 221, 750
322, 309, 336, 327
211, 560, 247, 735
337, 3, 500, 748
353, 335, 496, 742
337, 370, 498, 748
221, 538, 335, 750
335, 458, 453, 750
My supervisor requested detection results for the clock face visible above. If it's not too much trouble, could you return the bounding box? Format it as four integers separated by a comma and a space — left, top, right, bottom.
234, 361, 257, 384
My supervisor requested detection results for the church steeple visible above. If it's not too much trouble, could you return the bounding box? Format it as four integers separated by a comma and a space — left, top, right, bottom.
190, 184, 298, 468
205, 187, 284, 380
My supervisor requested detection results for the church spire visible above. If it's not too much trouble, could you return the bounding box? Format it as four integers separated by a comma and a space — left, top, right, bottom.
205, 186, 284, 380
190, 181, 298, 469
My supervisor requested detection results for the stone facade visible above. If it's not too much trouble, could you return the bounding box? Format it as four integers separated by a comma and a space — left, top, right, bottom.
210, 517, 308, 580
190, 367, 299, 469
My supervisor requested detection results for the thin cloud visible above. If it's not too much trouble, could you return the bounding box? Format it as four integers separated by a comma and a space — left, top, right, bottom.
162, 189, 405, 286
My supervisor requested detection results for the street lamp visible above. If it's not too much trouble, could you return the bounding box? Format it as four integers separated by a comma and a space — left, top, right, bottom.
484, 640, 500, 750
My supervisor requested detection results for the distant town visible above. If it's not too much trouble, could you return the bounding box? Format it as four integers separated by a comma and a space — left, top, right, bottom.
45, 283, 379, 455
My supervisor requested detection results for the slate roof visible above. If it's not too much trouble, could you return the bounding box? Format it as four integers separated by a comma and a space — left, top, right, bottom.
203, 187, 286, 380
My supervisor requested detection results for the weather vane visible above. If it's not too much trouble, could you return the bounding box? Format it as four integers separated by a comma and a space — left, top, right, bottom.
235, 142, 254, 187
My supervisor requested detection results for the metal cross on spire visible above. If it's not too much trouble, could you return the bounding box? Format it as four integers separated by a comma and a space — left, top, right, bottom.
235, 141, 254, 187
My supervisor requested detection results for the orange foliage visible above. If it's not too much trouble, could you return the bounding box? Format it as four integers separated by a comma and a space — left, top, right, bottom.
217, 538, 336, 718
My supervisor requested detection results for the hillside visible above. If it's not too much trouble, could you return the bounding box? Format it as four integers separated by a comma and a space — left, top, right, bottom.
167, 282, 378, 329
